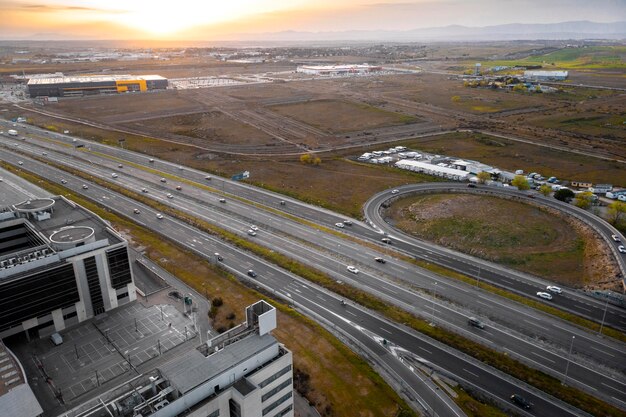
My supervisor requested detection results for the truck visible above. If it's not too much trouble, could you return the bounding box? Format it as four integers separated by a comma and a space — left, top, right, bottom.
8, 129, 18, 136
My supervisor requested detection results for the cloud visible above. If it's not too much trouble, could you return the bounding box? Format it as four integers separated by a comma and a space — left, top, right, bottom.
1, 1, 126, 13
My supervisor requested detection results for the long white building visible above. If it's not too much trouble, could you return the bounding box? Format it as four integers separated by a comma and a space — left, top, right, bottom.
297, 64, 382, 76
395, 159, 470, 181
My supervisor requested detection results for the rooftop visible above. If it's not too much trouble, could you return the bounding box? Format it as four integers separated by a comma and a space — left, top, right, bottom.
27, 74, 166, 85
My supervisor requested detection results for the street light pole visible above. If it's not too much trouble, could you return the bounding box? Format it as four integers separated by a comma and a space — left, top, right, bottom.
599, 294, 610, 336
430, 282, 437, 326
563, 336, 575, 386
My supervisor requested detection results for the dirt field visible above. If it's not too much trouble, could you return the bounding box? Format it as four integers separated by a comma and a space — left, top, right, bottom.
270, 99, 417, 133
121, 111, 274, 146
385, 193, 620, 288
397, 131, 626, 186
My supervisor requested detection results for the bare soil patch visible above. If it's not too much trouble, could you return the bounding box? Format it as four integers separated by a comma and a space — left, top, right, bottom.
270, 99, 417, 134
385, 193, 620, 288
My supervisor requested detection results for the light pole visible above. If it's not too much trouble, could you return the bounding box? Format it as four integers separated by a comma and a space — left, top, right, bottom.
476, 265, 481, 287
563, 335, 575, 386
598, 293, 610, 336
430, 282, 437, 326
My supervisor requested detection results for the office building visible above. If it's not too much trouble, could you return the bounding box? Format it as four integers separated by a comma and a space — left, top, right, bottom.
27, 74, 168, 97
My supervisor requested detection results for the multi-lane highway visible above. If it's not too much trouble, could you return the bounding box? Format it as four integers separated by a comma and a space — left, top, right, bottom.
2, 121, 625, 414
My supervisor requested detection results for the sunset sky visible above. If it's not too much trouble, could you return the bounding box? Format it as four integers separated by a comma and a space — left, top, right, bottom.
1, 0, 625, 40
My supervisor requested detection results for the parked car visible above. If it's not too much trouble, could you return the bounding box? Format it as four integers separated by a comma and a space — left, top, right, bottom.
335, 222, 345, 228
468, 317, 485, 329
536, 292, 553, 300
510, 394, 532, 409
247, 270, 257, 278
347, 265, 359, 274
374, 257, 386, 264
546, 286, 562, 294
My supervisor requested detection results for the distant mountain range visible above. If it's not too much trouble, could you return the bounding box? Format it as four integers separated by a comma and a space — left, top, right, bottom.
223, 21, 626, 42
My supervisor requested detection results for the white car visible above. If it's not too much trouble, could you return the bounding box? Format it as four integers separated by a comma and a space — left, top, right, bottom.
612, 234, 621, 242
536, 292, 553, 301
546, 286, 562, 294
391, 189, 399, 194
111, 173, 118, 178
335, 222, 345, 228
141, 188, 148, 193
18, 161, 23, 165
166, 193, 173, 199
343, 220, 353, 226
619, 245, 626, 254
61, 179, 67, 184
347, 265, 359, 274
247, 230, 257, 236
250, 225, 259, 231
82, 184, 89, 189
156, 213, 164, 219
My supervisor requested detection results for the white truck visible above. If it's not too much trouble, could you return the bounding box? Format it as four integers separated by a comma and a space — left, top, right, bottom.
8, 129, 18, 136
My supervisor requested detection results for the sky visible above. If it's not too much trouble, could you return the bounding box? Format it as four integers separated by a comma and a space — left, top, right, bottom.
1, 0, 625, 40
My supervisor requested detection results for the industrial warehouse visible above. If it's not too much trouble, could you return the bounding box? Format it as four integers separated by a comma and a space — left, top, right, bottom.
27, 74, 168, 97
296, 64, 383, 76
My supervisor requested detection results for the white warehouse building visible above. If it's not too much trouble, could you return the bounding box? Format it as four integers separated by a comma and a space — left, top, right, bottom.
395, 159, 470, 181
296, 64, 382, 76
523, 70, 568, 81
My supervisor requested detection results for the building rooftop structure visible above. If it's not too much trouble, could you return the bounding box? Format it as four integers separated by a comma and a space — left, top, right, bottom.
395, 159, 470, 181
0, 341, 43, 417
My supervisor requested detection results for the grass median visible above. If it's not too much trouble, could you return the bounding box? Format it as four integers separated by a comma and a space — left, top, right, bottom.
1, 161, 417, 417
12, 158, 624, 417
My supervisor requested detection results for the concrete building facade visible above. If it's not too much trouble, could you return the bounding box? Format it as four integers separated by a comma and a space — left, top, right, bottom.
27, 74, 168, 97
0, 196, 136, 341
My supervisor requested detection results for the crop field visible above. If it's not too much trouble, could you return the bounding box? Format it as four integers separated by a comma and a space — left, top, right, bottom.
529, 112, 626, 139
397, 131, 626, 186
384, 193, 619, 287
270, 99, 417, 133
121, 111, 274, 145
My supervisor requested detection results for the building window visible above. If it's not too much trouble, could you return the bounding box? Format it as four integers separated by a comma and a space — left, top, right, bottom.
116, 291, 128, 300
276, 404, 293, 417
106, 248, 132, 289
229, 399, 241, 417
262, 391, 292, 416
262, 378, 292, 402
259, 365, 292, 388
207, 410, 220, 417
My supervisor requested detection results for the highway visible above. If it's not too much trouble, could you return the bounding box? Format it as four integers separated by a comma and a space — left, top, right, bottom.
0, 146, 594, 417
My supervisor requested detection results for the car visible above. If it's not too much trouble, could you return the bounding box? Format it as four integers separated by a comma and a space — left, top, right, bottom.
176, 185, 182, 190
247, 230, 257, 236
219, 198, 226, 203
619, 245, 626, 254
546, 285, 562, 294
160, 178, 167, 183
166, 193, 173, 199
468, 317, 485, 329
133, 209, 140, 214
149, 158, 155, 163
343, 220, 353, 226
141, 188, 148, 193
374, 257, 386, 264
247, 270, 257, 278
335, 222, 345, 228
18, 161, 23, 165
467, 183, 476, 188
178, 166, 183, 170
82, 184, 89, 189
111, 173, 118, 178
250, 225, 259, 231
612, 234, 621, 242
215, 253, 223, 262
50, 332, 63, 346
205, 176, 212, 180
536, 291, 553, 300
391, 189, 399, 194
279, 200, 286, 206
156, 213, 164, 219
510, 394, 532, 410
118, 164, 123, 168
381, 237, 392, 244
61, 179, 67, 184
42, 152, 47, 156
347, 265, 359, 274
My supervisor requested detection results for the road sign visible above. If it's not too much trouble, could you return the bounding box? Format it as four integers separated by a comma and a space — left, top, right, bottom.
231, 171, 250, 181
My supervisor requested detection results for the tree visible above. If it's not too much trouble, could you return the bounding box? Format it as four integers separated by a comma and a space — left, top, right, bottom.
476, 171, 491, 184
511, 175, 530, 190
554, 188, 575, 202
607, 201, 626, 227
513, 83, 527, 92
538, 184, 552, 196
299, 153, 321, 166
574, 191, 594, 209
451, 95, 461, 103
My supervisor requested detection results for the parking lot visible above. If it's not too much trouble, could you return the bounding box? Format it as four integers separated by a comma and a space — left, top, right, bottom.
37, 302, 195, 402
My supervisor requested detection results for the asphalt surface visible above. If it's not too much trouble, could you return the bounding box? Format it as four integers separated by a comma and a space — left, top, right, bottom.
2, 121, 624, 414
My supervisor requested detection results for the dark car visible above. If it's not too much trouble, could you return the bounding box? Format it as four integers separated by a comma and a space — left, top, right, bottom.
247, 270, 257, 278
467, 183, 476, 188
468, 317, 485, 329
374, 257, 386, 264
510, 394, 532, 410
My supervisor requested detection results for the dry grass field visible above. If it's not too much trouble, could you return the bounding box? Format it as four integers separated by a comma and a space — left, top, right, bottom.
397, 131, 626, 186
270, 99, 417, 133
385, 194, 619, 287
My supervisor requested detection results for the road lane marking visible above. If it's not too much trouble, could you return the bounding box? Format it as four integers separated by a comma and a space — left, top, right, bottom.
462, 368, 480, 379
380, 327, 392, 334
529, 351, 556, 364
